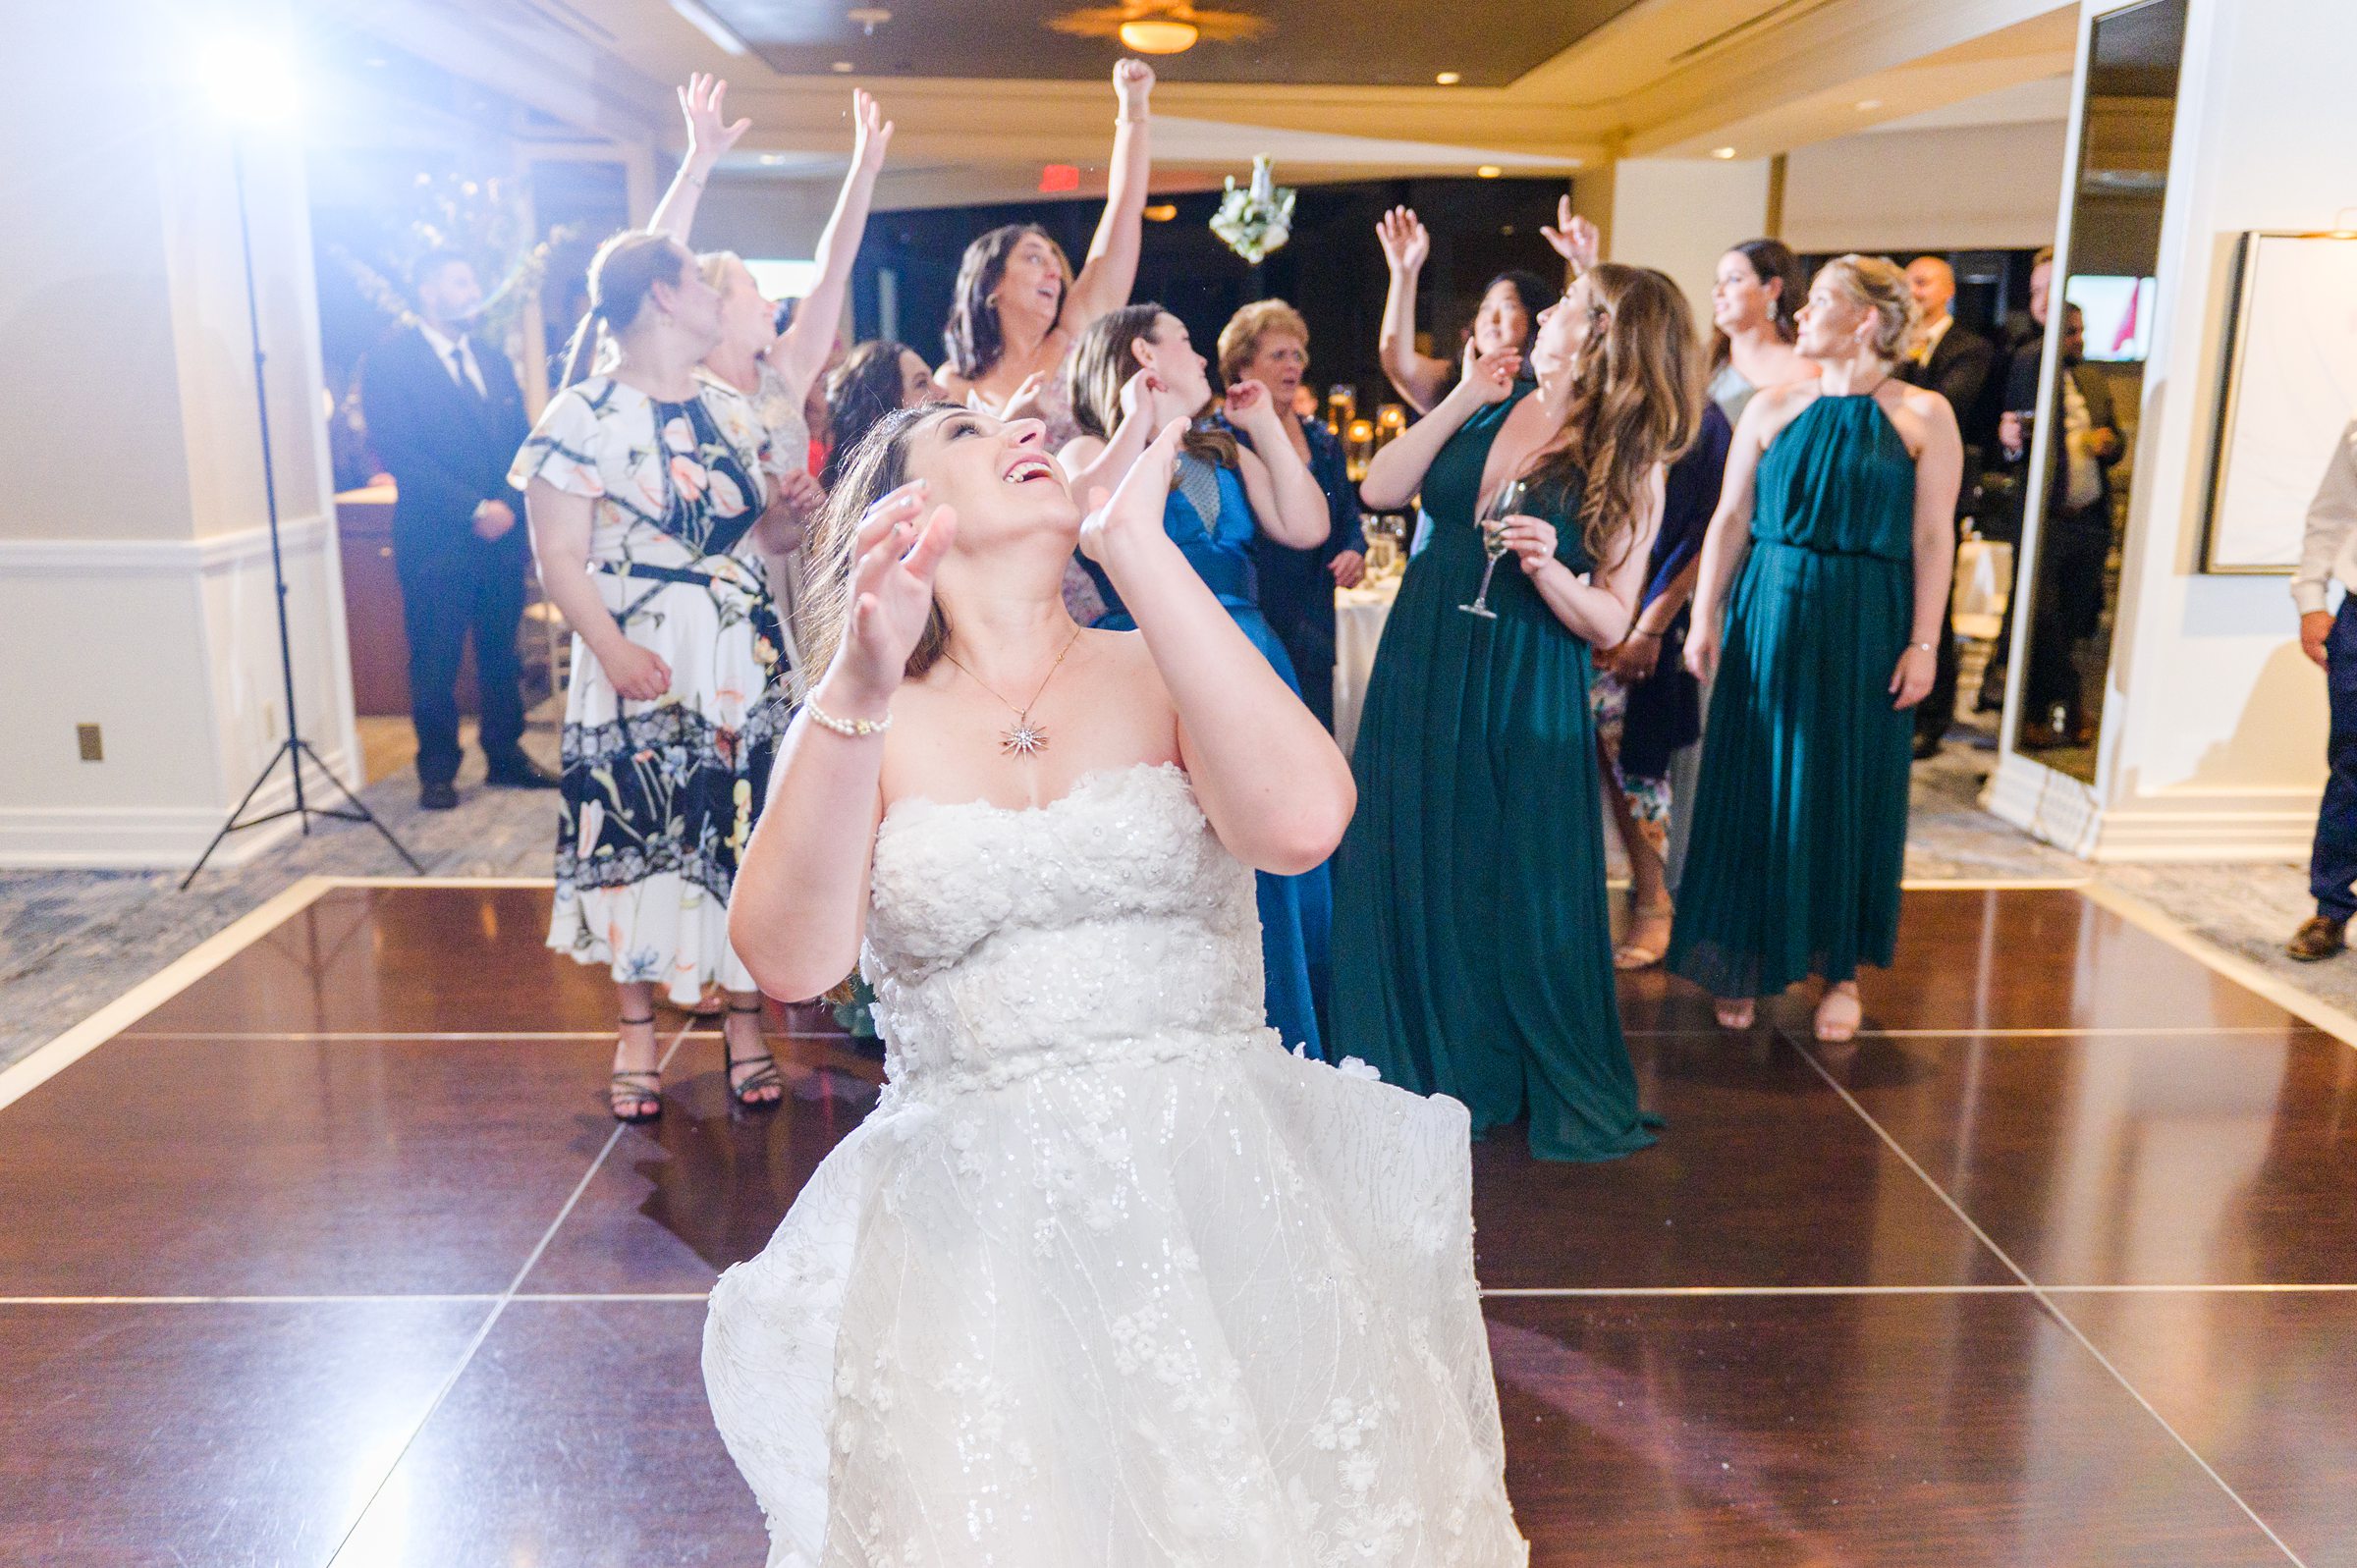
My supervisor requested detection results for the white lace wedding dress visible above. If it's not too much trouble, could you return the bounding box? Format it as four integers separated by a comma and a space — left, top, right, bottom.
704, 762, 1526, 1567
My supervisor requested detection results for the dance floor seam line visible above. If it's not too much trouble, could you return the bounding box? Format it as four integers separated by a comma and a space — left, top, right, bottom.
1787, 1034, 2316, 1567
18, 1283, 2357, 1307
311, 1019, 700, 1568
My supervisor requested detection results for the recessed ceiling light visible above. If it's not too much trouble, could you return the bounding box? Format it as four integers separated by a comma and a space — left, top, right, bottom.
1435, 71, 1461, 85
1711, 146, 1736, 159
1855, 97, 1882, 110
830, 60, 854, 73
759, 152, 786, 165
846, 5, 892, 30
1476, 165, 1502, 179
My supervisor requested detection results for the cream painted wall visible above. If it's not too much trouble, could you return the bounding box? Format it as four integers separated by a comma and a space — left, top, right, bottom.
1607, 157, 1775, 326
1989, 0, 2357, 859
0, 0, 358, 866
1782, 120, 2067, 254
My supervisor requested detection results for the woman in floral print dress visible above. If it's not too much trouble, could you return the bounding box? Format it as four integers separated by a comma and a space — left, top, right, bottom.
514, 232, 799, 1121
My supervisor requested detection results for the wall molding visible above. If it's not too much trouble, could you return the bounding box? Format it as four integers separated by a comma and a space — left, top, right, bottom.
1985, 753, 2321, 863
0, 514, 333, 581
0, 745, 356, 869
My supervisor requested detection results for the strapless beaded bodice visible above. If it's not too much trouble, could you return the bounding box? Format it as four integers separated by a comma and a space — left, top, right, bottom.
861, 763, 1271, 1099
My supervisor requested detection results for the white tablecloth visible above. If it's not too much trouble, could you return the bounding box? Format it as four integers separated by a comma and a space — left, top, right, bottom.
1333, 575, 1400, 757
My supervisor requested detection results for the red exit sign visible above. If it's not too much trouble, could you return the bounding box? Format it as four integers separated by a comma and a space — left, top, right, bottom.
1039, 163, 1080, 193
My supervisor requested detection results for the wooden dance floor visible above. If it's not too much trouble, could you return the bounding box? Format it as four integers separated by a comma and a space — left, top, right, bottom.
4, 878, 2352, 1565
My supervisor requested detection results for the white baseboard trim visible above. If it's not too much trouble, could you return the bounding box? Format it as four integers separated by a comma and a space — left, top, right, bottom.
0, 745, 358, 869
1983, 754, 2320, 862
0, 514, 333, 579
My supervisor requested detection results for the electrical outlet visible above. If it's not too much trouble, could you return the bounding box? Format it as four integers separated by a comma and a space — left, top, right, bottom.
77, 724, 103, 762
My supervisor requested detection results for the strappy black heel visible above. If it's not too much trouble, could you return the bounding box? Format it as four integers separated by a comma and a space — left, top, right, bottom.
724, 1001, 785, 1109
610, 1013, 662, 1124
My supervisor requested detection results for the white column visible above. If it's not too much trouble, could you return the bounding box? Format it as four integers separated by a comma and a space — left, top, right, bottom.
0, 0, 356, 867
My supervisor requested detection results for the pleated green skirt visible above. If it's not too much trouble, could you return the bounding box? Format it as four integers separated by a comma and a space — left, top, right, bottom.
1331, 504, 1658, 1162
1668, 539, 1913, 1000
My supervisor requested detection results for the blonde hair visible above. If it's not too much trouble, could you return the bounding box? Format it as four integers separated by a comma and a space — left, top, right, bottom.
697, 249, 744, 292
1216, 298, 1310, 385
1820, 253, 1919, 362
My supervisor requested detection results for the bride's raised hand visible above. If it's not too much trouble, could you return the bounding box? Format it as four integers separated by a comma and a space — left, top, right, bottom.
1077, 417, 1187, 564
833, 480, 956, 702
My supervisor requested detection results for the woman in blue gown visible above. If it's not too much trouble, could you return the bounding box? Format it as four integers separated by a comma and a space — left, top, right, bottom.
1060, 304, 1339, 1057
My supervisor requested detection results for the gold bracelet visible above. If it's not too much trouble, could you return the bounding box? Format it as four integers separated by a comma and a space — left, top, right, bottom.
805, 698, 892, 737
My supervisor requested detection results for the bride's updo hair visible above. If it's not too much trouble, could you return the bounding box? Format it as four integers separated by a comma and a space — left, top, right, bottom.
1819, 253, 1919, 362
801, 402, 960, 680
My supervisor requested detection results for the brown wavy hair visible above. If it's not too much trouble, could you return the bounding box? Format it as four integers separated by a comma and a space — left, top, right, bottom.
943, 223, 1074, 381
797, 402, 967, 683
1524, 262, 1701, 571
1065, 304, 1240, 476
556, 230, 691, 390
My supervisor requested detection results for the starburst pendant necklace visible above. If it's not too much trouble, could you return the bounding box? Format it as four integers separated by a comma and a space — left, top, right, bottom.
943, 623, 1086, 758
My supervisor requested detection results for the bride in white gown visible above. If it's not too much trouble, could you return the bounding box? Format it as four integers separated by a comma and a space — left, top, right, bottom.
707, 400, 1527, 1567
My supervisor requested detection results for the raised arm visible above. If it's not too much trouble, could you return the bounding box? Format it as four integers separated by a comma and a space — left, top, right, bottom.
728, 485, 954, 1000
648, 74, 748, 246
1359, 341, 1519, 511
1683, 394, 1774, 683
1375, 207, 1453, 414
1063, 59, 1156, 329
1224, 380, 1329, 548
1892, 390, 1963, 710
1057, 367, 1175, 496
1084, 421, 1353, 874
769, 91, 893, 400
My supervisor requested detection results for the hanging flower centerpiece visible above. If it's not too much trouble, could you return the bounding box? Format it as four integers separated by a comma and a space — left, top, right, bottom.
1211, 156, 1295, 263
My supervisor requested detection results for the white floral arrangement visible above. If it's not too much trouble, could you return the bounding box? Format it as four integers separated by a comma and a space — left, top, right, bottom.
1211, 156, 1295, 263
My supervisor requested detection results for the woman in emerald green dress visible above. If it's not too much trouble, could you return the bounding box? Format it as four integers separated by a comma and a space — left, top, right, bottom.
1671, 254, 1962, 1043
1333, 264, 1699, 1162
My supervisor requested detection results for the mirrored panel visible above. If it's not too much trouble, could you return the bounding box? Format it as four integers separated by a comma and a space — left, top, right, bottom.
2008, 0, 2188, 780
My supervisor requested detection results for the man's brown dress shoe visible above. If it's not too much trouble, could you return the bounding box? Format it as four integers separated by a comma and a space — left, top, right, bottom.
2285, 915, 2347, 962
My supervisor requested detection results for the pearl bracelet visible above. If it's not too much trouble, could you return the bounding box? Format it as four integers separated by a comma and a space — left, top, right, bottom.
805, 699, 892, 738
1910, 640, 1938, 654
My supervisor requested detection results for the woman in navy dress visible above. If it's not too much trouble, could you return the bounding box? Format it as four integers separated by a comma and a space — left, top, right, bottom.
1060, 304, 1337, 1056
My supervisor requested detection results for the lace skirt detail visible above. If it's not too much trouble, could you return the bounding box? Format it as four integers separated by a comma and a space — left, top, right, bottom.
703, 1041, 1527, 1567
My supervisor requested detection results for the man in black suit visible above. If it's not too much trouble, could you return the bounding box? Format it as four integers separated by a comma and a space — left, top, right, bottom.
359, 251, 556, 809
1897, 255, 2000, 758
2003, 303, 2122, 749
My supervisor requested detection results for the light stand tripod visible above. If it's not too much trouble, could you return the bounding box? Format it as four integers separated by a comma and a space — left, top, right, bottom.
182, 138, 420, 889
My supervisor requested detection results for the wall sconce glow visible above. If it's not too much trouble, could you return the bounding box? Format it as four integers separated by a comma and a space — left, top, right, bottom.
1711, 146, 1737, 159
1435, 71, 1461, 85
1476, 165, 1502, 179
197, 36, 302, 124
1142, 203, 1178, 222
1119, 18, 1199, 52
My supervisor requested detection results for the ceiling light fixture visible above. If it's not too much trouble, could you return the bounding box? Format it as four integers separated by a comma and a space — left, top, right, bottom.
1476, 165, 1502, 179
1855, 97, 1882, 110
1711, 146, 1737, 159
1435, 71, 1461, 85
1119, 17, 1199, 52
847, 5, 892, 32
667, 0, 751, 56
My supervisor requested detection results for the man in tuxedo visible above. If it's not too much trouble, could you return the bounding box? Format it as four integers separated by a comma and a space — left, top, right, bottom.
1897, 255, 2000, 758
2003, 304, 2122, 749
359, 250, 555, 809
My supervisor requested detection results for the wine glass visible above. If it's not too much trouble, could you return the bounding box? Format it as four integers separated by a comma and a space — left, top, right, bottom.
1459, 478, 1526, 620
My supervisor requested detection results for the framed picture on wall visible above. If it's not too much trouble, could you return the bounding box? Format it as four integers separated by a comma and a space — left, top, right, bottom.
2202, 231, 2357, 573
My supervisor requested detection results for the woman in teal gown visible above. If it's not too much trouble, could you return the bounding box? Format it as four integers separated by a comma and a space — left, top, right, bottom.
1672, 254, 1962, 1043
1332, 264, 1699, 1162
1061, 304, 1340, 1057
